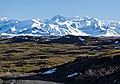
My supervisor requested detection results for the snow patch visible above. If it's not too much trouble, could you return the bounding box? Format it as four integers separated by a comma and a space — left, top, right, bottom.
115, 46, 120, 49
65, 36, 70, 38
79, 37, 85, 41
43, 68, 57, 74
32, 30, 38, 33
95, 41, 99, 43
115, 41, 119, 44
11, 27, 16, 32
67, 73, 78, 78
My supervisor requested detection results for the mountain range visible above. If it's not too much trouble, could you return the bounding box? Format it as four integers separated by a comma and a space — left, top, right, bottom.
0, 15, 120, 36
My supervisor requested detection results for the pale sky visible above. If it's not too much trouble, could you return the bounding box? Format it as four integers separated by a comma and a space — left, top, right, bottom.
0, 0, 120, 21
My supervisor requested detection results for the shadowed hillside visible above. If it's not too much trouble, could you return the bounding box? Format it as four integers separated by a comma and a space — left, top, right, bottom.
2, 56, 120, 84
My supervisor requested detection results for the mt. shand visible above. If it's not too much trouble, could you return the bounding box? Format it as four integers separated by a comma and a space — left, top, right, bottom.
0, 15, 120, 36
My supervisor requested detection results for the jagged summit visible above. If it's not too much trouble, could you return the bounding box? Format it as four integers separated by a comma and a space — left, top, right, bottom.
51, 15, 67, 22
0, 15, 120, 36
0, 17, 8, 21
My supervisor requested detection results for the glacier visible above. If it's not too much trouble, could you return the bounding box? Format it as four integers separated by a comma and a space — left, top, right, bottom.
0, 15, 120, 37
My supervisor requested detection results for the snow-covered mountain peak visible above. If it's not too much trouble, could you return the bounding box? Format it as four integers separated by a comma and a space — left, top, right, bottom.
0, 15, 120, 37
0, 17, 8, 21
51, 15, 67, 22
82, 15, 90, 20
32, 18, 41, 23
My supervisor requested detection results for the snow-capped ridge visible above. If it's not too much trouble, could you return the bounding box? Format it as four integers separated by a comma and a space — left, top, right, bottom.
51, 15, 67, 21
0, 17, 8, 21
0, 15, 120, 37
82, 15, 90, 20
